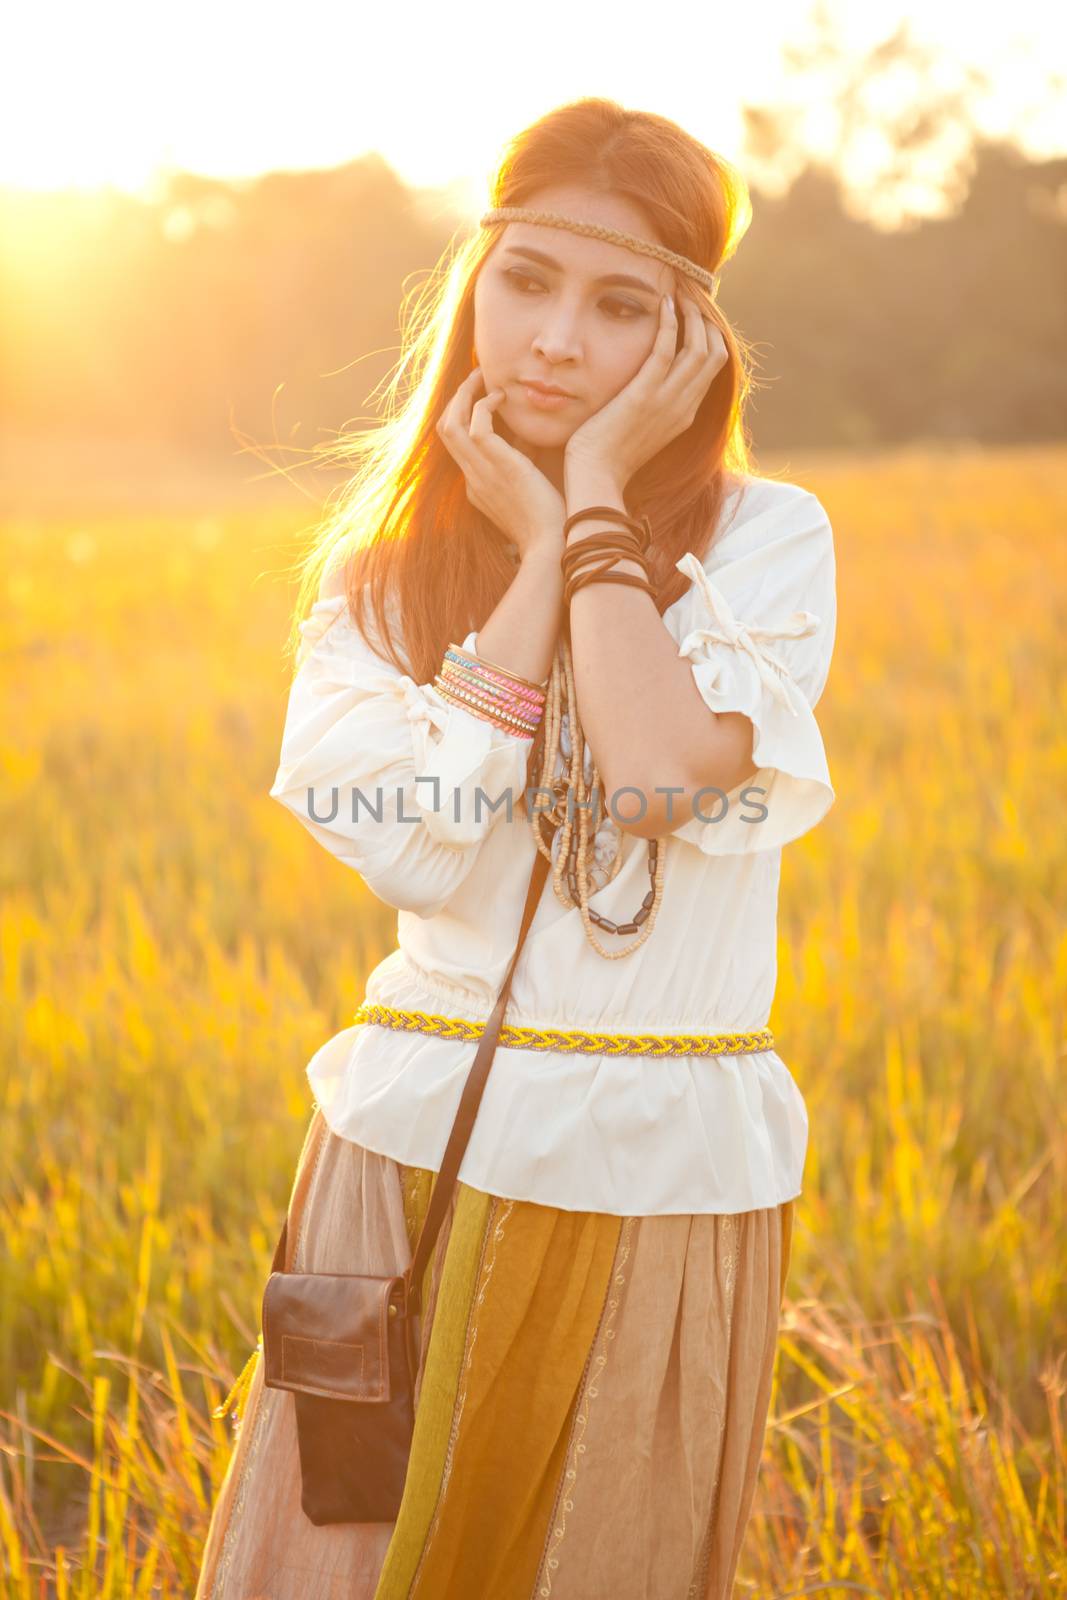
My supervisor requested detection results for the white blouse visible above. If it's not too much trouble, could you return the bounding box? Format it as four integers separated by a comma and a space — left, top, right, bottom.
268, 474, 837, 1216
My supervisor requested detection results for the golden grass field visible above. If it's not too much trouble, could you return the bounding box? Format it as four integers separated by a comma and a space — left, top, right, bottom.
1, 445, 1064, 1596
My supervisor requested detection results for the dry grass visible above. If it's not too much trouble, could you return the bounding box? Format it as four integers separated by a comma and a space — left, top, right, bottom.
1, 446, 1064, 1596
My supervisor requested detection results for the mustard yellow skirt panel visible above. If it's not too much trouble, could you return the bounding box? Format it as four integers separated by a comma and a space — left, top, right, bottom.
195, 1107, 793, 1600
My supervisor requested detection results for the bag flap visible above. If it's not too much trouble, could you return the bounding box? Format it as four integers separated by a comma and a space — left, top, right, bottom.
261, 1271, 401, 1402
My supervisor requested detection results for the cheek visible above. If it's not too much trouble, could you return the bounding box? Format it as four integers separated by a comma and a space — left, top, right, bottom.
474, 280, 518, 360
599, 324, 656, 396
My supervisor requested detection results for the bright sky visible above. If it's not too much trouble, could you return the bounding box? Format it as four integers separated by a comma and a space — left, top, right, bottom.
4, 0, 1065, 222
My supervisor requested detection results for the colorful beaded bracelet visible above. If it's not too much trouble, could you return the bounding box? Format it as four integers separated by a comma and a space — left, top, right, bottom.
434, 641, 547, 737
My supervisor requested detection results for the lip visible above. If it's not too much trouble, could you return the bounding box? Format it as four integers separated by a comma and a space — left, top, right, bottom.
518, 378, 576, 410
518, 378, 576, 398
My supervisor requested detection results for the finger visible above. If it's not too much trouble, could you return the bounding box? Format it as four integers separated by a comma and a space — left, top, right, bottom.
656, 294, 680, 366
698, 311, 726, 357
437, 367, 484, 438
676, 288, 709, 361
437, 392, 476, 462
436, 392, 459, 439
706, 323, 729, 373
436, 415, 468, 468
454, 367, 486, 431
469, 388, 506, 439
678, 321, 728, 419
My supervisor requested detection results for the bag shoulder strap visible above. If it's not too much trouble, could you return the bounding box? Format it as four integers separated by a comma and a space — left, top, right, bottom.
268, 843, 552, 1303
403, 843, 550, 1311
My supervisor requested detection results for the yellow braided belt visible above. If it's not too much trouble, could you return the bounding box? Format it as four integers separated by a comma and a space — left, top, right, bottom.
352, 1001, 774, 1059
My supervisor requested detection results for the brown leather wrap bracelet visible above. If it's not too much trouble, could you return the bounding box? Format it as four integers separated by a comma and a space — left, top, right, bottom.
561, 505, 656, 606
562, 504, 652, 549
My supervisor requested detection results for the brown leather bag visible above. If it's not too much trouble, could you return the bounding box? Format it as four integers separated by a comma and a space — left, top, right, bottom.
261, 843, 551, 1525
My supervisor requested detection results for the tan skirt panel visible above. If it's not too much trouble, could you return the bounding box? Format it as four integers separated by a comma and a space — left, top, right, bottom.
195, 1112, 460, 1600
195, 1108, 792, 1600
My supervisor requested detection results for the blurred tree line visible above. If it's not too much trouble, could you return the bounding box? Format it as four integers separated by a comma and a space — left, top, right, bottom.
1, 136, 1064, 472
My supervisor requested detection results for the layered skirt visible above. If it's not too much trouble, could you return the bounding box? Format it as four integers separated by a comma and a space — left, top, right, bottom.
195, 1107, 794, 1600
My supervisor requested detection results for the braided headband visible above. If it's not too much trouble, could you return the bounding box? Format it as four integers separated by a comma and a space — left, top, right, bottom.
480, 207, 721, 303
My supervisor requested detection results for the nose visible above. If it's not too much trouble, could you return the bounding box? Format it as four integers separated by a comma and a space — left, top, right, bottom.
530, 301, 583, 367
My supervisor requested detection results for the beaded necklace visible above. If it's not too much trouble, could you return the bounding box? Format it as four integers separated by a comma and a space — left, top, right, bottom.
526, 632, 665, 960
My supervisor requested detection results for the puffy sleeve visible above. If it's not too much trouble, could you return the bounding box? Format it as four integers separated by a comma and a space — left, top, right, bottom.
666, 488, 837, 856
268, 595, 535, 918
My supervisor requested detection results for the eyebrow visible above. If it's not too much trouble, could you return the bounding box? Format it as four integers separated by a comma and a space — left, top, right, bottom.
501, 244, 659, 296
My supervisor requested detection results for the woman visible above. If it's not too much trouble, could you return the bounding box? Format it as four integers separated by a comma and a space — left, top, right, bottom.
196, 96, 836, 1600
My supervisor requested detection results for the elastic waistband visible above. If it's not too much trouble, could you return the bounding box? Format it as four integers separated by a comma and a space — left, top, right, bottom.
352, 1001, 774, 1059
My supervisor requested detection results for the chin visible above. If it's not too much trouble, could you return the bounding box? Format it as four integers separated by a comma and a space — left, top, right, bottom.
500, 400, 573, 447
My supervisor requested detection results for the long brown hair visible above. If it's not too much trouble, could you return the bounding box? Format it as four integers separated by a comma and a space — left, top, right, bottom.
284, 96, 757, 682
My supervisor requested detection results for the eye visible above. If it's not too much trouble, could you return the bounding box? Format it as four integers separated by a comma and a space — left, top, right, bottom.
601, 297, 645, 321
501, 267, 545, 296
499, 268, 645, 321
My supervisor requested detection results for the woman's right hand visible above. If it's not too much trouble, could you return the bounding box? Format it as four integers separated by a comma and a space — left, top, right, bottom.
436, 368, 566, 563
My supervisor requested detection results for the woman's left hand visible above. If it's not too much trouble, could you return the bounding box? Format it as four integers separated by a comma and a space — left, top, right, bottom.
564, 288, 728, 487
